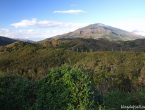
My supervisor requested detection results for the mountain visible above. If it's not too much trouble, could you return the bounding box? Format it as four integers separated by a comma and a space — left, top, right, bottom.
0, 36, 18, 46
14, 38, 34, 43
0, 36, 35, 46
48, 23, 143, 41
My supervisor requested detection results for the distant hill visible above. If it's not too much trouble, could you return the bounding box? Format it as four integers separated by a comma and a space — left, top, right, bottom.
14, 38, 34, 43
48, 23, 143, 41
0, 36, 18, 46
40, 38, 145, 52
57, 38, 120, 51
0, 36, 35, 46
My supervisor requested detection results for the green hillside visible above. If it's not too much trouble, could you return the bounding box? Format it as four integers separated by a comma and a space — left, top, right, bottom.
41, 38, 145, 52
1, 39, 145, 109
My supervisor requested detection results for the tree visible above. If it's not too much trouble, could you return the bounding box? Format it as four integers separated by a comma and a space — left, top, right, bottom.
0, 74, 36, 110
35, 66, 102, 110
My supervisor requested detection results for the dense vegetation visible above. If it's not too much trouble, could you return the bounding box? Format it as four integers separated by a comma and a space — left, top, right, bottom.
0, 39, 145, 109
0, 67, 102, 110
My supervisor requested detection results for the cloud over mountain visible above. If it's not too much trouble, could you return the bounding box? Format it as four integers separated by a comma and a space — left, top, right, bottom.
11, 18, 88, 28
0, 28, 70, 41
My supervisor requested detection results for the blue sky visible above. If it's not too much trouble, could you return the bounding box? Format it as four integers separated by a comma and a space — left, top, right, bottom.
0, 0, 145, 41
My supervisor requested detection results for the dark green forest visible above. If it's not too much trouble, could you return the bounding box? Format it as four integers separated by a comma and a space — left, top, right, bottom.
0, 39, 145, 110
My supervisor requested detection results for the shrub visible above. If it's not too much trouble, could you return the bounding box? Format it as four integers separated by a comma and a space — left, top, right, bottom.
0, 74, 36, 110
35, 66, 102, 110
103, 88, 145, 110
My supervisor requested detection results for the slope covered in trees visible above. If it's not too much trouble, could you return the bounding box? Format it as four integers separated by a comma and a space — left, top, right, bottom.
40, 38, 145, 52
1, 39, 145, 109
0, 67, 102, 110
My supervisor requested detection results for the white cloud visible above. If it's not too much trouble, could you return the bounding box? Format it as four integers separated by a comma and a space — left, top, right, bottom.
11, 18, 37, 28
133, 31, 145, 36
6, 19, 90, 41
1, 24, 91, 41
71, 4, 78, 7
108, 19, 145, 36
11, 18, 88, 28
120, 24, 145, 36
53, 10, 86, 14
0, 28, 65, 41
0, 28, 10, 32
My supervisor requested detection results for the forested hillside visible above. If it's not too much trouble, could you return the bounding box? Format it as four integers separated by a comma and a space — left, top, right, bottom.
1, 39, 145, 109
0, 36, 18, 46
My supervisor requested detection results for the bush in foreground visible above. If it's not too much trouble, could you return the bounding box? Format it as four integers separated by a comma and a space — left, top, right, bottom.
0, 67, 102, 110
35, 66, 102, 110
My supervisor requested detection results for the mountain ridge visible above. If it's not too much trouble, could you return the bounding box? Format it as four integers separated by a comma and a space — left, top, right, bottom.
47, 23, 143, 41
0, 36, 34, 46
0, 36, 18, 46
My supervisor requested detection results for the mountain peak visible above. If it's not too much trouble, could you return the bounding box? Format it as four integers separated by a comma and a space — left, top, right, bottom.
48, 23, 143, 41
80, 23, 106, 30
91, 23, 106, 26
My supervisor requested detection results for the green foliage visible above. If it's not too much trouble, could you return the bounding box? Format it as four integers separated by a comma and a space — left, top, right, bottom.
103, 89, 129, 109
36, 66, 101, 110
129, 88, 145, 105
0, 74, 36, 110
103, 88, 145, 110
1, 39, 145, 110
0, 67, 102, 110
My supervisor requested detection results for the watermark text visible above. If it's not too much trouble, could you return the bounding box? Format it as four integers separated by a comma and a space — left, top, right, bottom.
121, 105, 145, 110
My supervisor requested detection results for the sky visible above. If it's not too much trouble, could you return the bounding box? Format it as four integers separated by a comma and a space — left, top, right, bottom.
0, 0, 145, 41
